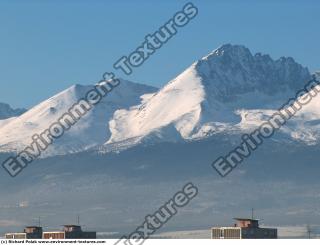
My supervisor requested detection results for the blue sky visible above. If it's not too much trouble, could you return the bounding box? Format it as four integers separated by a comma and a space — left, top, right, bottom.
0, 0, 319, 108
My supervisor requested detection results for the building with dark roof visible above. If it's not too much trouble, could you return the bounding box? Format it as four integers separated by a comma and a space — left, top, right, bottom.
211, 218, 277, 239
5, 226, 42, 239
5, 225, 96, 239
42, 225, 96, 239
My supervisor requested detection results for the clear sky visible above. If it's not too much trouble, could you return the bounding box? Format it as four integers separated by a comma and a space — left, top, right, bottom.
0, 0, 319, 108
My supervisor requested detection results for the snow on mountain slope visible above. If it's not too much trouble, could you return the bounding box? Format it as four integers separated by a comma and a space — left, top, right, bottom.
107, 44, 313, 145
0, 103, 26, 120
236, 71, 320, 144
0, 80, 157, 155
108, 67, 205, 144
0, 44, 318, 157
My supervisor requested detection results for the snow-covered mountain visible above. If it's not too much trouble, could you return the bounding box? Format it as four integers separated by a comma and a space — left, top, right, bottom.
0, 44, 320, 235
0, 103, 26, 120
106, 44, 315, 147
0, 44, 319, 156
0, 80, 156, 155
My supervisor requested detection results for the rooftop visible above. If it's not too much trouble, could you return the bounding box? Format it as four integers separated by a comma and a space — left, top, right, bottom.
233, 218, 259, 221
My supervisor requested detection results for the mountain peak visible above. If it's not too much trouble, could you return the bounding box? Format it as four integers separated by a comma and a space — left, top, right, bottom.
192, 44, 310, 102
199, 44, 305, 70
0, 79, 157, 155
205, 43, 251, 59
107, 44, 313, 145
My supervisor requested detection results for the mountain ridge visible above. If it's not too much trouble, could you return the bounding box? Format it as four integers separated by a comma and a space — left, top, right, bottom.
106, 44, 314, 146
0, 79, 157, 156
0, 44, 319, 157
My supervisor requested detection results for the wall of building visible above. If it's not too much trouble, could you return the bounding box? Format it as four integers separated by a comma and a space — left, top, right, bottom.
211, 227, 277, 239
241, 228, 277, 239
211, 228, 241, 239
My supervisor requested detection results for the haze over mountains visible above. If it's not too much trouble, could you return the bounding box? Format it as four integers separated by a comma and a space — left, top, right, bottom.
0, 44, 318, 156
